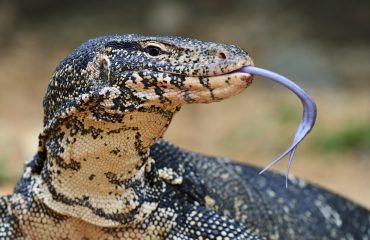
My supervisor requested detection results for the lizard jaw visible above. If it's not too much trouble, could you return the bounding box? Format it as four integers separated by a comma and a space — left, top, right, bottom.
178, 71, 253, 104
120, 69, 253, 107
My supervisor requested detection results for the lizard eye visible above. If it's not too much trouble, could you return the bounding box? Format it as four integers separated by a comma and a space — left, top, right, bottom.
146, 45, 162, 57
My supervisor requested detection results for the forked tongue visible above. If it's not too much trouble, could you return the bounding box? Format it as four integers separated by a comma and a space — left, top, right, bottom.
239, 66, 317, 187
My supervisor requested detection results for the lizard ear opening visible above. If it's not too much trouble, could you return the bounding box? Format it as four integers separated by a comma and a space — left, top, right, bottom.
87, 53, 111, 81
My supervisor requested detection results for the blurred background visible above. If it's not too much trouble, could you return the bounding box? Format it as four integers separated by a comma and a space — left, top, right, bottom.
0, 0, 369, 208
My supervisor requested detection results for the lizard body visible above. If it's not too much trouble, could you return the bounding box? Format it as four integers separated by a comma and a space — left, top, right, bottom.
0, 34, 369, 239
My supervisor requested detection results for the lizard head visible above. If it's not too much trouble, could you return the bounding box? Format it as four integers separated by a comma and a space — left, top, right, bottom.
43, 34, 253, 131
44, 35, 253, 127
104, 35, 254, 104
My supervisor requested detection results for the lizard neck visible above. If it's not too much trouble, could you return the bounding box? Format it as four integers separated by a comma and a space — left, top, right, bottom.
34, 109, 176, 227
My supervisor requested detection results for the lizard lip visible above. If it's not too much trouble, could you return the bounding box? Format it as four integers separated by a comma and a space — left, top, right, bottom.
203, 61, 254, 78
218, 70, 253, 83
202, 65, 254, 89
228, 66, 253, 75
210, 66, 253, 81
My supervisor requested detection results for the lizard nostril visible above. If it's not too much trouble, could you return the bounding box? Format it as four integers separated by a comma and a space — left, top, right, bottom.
217, 52, 227, 60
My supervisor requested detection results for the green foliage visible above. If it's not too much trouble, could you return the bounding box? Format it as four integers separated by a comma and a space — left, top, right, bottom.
313, 123, 370, 154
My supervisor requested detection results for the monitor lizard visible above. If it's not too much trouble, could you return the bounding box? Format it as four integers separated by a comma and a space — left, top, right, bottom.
0, 34, 369, 239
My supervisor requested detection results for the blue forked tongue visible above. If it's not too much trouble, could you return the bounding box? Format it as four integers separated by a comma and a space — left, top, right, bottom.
239, 66, 317, 187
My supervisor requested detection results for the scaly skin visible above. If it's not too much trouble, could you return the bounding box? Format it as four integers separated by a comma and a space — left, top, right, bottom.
0, 34, 369, 239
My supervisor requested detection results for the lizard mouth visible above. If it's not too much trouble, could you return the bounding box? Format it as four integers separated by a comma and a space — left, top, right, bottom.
175, 65, 253, 104
176, 55, 255, 103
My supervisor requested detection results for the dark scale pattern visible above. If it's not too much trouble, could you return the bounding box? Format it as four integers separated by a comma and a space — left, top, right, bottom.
166, 205, 260, 239
151, 140, 370, 239
0, 34, 369, 239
